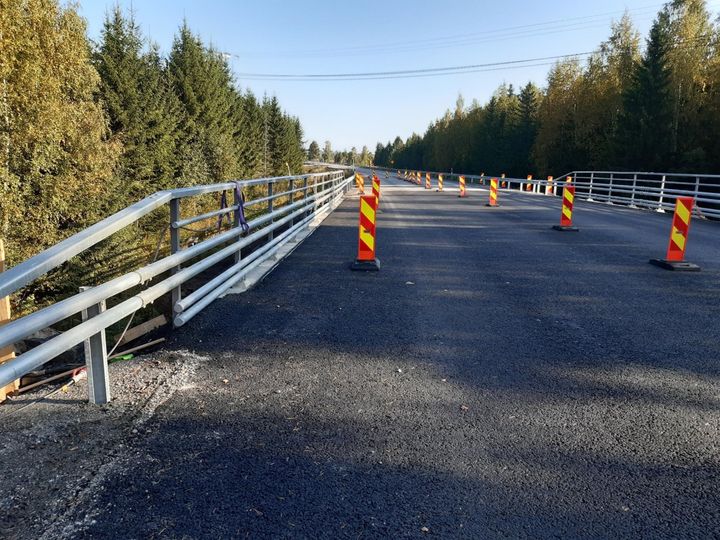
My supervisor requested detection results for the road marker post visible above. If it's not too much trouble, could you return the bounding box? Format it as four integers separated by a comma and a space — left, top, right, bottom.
486, 178, 500, 207
501, 173, 506, 188
526, 175, 533, 191
546, 176, 554, 196
649, 197, 700, 271
437, 174, 444, 192
459, 176, 467, 198
372, 175, 381, 205
425, 172, 431, 190
351, 195, 380, 271
356, 173, 365, 194
552, 183, 579, 232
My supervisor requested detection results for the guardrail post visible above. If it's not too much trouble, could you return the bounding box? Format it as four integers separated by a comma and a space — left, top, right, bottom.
630, 173, 638, 208
303, 177, 310, 218
607, 173, 614, 204
587, 172, 595, 201
656, 175, 666, 212
80, 286, 110, 404
694, 176, 701, 203
288, 177, 295, 226
267, 181, 274, 241
169, 199, 182, 314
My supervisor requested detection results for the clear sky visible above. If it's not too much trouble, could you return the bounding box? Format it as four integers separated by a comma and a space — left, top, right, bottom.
77, 0, 720, 152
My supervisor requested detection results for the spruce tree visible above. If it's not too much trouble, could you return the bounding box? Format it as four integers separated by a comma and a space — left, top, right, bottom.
617, 11, 674, 169
308, 140, 321, 161
322, 140, 333, 163
94, 7, 181, 195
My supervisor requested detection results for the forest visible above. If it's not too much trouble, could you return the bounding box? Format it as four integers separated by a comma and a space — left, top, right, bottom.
374, 0, 720, 178
0, 1, 306, 310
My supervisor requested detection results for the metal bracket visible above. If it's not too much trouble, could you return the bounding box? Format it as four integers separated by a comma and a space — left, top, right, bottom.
80, 286, 110, 404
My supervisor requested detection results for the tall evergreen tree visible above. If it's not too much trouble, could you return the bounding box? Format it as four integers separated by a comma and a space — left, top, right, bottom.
308, 140, 321, 161
617, 11, 674, 169
322, 140, 333, 163
94, 7, 181, 195
168, 23, 238, 183
0, 0, 120, 303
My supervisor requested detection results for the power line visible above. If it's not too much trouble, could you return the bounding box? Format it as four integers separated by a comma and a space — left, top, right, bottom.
234, 52, 596, 81
228, 3, 668, 60
233, 34, 717, 82
236, 60, 580, 82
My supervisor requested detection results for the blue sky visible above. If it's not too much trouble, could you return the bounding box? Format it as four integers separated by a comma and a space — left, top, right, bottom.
78, 0, 720, 152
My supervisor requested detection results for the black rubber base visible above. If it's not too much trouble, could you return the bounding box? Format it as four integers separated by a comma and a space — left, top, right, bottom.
649, 259, 701, 272
350, 259, 381, 271
485, 203, 500, 207
552, 225, 579, 232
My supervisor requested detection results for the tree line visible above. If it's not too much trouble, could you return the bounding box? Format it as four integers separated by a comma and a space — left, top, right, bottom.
307, 140, 374, 167
374, 0, 720, 178
0, 1, 306, 310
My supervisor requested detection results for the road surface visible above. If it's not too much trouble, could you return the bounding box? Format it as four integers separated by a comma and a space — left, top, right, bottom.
27, 171, 720, 538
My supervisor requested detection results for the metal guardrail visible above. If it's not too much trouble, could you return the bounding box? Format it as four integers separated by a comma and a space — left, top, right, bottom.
383, 167, 720, 218
0, 170, 354, 402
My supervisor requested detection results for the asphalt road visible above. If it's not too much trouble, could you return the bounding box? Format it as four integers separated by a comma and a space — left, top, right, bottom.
71, 170, 720, 538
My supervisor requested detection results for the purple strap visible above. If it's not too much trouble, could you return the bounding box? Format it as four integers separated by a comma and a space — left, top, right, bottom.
217, 182, 249, 235
234, 181, 250, 235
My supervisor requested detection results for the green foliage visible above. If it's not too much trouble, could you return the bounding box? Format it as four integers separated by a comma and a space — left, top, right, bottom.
376, 2, 720, 176
0, 0, 120, 308
308, 140, 321, 160
1, 2, 307, 312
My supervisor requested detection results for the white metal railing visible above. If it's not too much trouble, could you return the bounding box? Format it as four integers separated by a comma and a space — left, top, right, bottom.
0, 170, 354, 402
380, 166, 720, 219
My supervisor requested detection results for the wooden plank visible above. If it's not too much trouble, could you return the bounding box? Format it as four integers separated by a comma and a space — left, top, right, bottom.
114, 314, 167, 347
0, 239, 19, 402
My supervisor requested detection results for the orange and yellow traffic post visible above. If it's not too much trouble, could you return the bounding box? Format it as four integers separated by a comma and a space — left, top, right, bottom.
425, 172, 431, 190
486, 178, 500, 207
437, 174, 444, 192
350, 195, 380, 271
355, 173, 365, 194
650, 197, 700, 271
458, 176, 467, 198
526, 175, 533, 191
372, 175, 381, 205
501, 173, 506, 188
546, 176, 554, 196
552, 182, 579, 232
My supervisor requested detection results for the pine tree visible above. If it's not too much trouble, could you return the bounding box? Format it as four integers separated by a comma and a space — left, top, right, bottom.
322, 140, 333, 163
516, 82, 542, 174
308, 140, 321, 161
533, 60, 583, 174
617, 11, 674, 169
94, 7, 181, 196
168, 23, 238, 183
240, 91, 264, 177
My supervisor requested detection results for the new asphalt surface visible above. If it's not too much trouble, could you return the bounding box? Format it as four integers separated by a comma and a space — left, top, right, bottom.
72, 170, 720, 538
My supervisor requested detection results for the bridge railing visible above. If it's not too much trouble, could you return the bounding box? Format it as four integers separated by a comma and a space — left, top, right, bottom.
379, 166, 720, 219
0, 170, 354, 402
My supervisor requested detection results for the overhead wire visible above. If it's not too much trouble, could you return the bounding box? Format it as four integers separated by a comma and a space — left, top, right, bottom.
233, 35, 718, 82
229, 3, 667, 59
